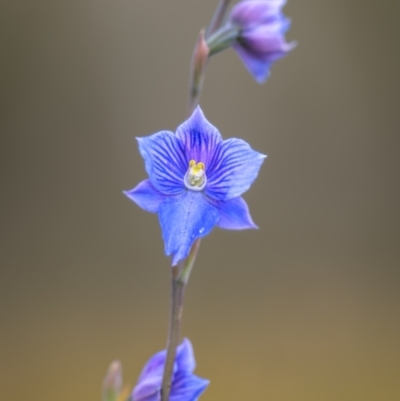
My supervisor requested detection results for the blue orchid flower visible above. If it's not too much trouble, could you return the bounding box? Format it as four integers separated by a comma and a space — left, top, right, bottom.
124, 106, 265, 265
132, 338, 209, 401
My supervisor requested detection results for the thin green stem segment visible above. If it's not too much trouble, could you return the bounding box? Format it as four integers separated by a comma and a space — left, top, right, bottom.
205, 0, 232, 39
206, 24, 239, 56
178, 239, 201, 285
160, 239, 201, 401
160, 265, 185, 401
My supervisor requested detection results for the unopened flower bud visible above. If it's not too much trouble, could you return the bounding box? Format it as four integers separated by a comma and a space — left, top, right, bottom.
102, 360, 123, 401
228, 0, 296, 83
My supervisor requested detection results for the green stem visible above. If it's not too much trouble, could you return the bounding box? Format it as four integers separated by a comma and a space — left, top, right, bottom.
205, 0, 232, 39
160, 265, 185, 401
206, 24, 239, 56
160, 240, 201, 401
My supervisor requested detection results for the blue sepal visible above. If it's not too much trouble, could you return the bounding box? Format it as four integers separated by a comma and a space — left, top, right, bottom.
213, 196, 258, 230
124, 179, 166, 213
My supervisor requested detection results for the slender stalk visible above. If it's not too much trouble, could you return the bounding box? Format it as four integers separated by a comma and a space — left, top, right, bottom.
206, 24, 239, 56
205, 0, 232, 39
160, 241, 202, 401
160, 265, 185, 401
161, 8, 212, 399
187, 30, 210, 117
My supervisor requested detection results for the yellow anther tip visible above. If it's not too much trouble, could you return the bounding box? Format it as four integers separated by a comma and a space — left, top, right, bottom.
184, 160, 207, 190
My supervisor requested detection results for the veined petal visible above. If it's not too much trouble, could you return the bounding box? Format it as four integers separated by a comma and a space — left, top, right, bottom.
213, 196, 258, 230
136, 349, 168, 384
233, 18, 295, 83
159, 191, 220, 265
241, 18, 294, 53
133, 349, 165, 401
233, 44, 272, 83
124, 179, 167, 213
170, 373, 209, 401
132, 376, 161, 401
230, 0, 287, 27
175, 106, 222, 166
176, 338, 196, 373
206, 138, 266, 201
138, 131, 187, 195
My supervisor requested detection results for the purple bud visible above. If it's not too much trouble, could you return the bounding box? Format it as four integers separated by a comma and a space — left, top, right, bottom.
229, 0, 296, 83
102, 361, 123, 401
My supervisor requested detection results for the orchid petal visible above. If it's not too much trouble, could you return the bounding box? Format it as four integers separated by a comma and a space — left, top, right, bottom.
213, 196, 258, 230
170, 373, 209, 401
133, 349, 165, 401
132, 377, 161, 401
241, 18, 293, 53
136, 349, 168, 384
206, 138, 265, 201
175, 106, 222, 166
233, 44, 272, 83
176, 338, 196, 373
124, 179, 167, 213
230, 0, 287, 26
138, 131, 187, 195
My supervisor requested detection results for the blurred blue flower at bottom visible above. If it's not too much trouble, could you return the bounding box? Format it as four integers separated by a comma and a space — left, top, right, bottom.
132, 338, 209, 401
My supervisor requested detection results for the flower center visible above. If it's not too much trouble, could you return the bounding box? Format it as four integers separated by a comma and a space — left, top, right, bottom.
184, 160, 207, 191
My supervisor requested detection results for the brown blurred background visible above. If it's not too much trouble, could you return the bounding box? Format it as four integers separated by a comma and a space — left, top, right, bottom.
1, 0, 400, 400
